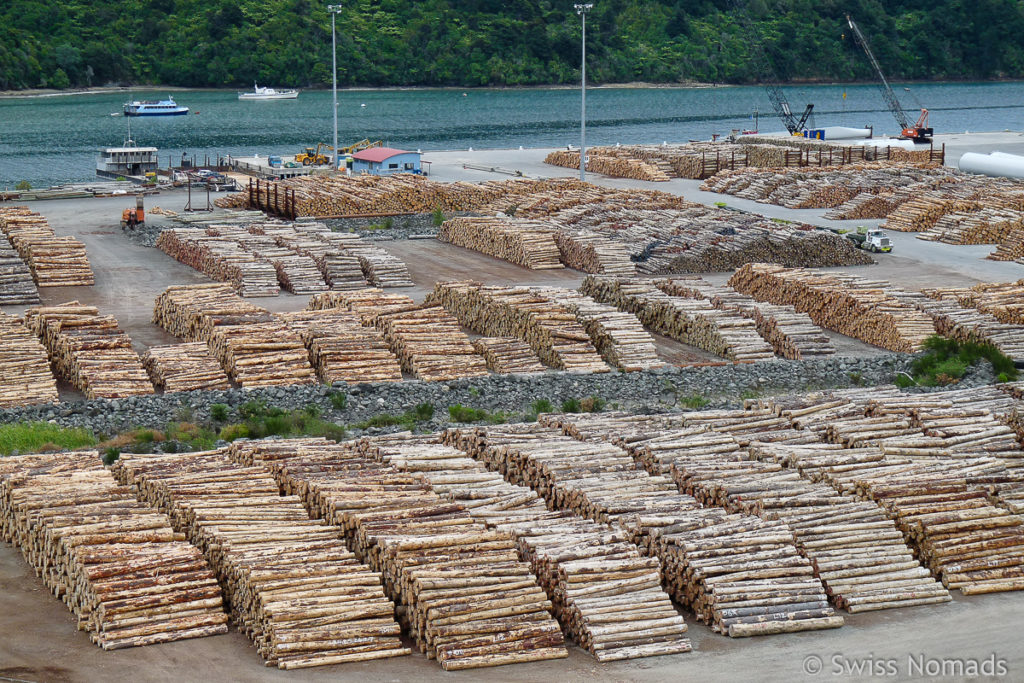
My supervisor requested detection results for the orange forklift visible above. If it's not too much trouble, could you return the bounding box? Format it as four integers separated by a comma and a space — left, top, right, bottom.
121, 193, 145, 230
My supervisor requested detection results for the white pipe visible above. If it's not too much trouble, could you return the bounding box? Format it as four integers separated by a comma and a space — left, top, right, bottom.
959, 152, 1024, 179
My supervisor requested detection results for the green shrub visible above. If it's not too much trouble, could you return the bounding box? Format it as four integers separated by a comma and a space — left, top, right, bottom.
412, 403, 435, 421
102, 448, 121, 466
531, 399, 553, 414
908, 335, 1018, 386
848, 371, 863, 386
561, 398, 581, 413
329, 391, 347, 410
432, 206, 445, 226
579, 396, 605, 413
0, 422, 97, 456
15, 180, 31, 191
210, 403, 229, 421
134, 429, 157, 444
219, 424, 250, 442
304, 404, 322, 418
680, 394, 709, 409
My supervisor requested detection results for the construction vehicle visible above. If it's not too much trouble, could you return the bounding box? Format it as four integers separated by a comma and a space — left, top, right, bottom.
337, 139, 383, 156
845, 15, 933, 142
121, 193, 145, 231
727, 0, 814, 135
295, 143, 335, 166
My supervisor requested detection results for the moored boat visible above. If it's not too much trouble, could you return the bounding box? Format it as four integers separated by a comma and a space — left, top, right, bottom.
123, 97, 190, 116
238, 84, 299, 100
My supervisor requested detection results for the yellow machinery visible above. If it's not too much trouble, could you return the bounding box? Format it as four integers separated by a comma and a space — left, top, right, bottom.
295, 142, 335, 166
337, 139, 383, 155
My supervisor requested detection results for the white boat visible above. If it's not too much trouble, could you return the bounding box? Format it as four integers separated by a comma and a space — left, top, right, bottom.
123, 97, 189, 116
238, 84, 299, 100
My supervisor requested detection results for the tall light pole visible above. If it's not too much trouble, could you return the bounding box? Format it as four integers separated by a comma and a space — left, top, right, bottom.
328, 4, 343, 171
575, 3, 593, 182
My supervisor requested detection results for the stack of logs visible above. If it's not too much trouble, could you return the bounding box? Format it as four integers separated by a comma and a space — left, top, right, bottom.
141, 342, 231, 393
543, 150, 670, 182
112, 449, 409, 668
308, 289, 416, 323
23, 302, 154, 399
156, 229, 281, 297
0, 452, 229, 649
361, 434, 692, 661
238, 438, 569, 670
580, 276, 776, 362
370, 304, 489, 382
0, 232, 40, 304
885, 197, 983, 232
428, 281, 610, 373
278, 310, 403, 384
439, 217, 564, 270
0, 312, 59, 407
924, 281, 1024, 326
472, 337, 547, 374
0, 206, 95, 286
728, 264, 936, 353
553, 230, 635, 276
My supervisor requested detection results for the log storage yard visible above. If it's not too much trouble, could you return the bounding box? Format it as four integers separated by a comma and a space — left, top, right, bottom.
5, 132, 1024, 682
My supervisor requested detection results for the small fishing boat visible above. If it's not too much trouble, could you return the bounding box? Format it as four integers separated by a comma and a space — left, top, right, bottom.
123, 97, 189, 116
238, 84, 299, 100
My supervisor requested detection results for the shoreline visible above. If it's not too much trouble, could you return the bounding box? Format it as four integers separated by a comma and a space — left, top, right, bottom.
3, 78, 1023, 99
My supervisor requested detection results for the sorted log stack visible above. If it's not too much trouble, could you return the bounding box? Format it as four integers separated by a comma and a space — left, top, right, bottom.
580, 277, 776, 362
728, 264, 936, 352
207, 320, 315, 388
239, 439, 569, 670
989, 226, 1024, 263
553, 230, 635, 276
111, 449, 409, 668
0, 206, 95, 286
141, 342, 231, 393
439, 217, 563, 270
362, 435, 691, 661
156, 229, 281, 297
448, 425, 843, 636
472, 337, 546, 374
906, 291, 1024, 364
0, 452, 229, 650
0, 233, 40, 304
370, 304, 488, 381
277, 310, 403, 384
23, 302, 154, 399
924, 280, 1024, 326
823, 192, 905, 220
271, 254, 328, 295
0, 312, 59, 407
152, 283, 269, 342
885, 196, 983, 232
307, 289, 417, 323
428, 281, 610, 373
543, 150, 670, 182
917, 208, 1024, 245
655, 277, 836, 360
315, 253, 369, 290
535, 287, 665, 372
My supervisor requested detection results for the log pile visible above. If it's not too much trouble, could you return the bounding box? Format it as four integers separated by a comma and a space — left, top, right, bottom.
0, 452, 229, 650
428, 281, 610, 373
885, 196, 983, 232
23, 302, 154, 399
553, 230, 635, 276
543, 150, 670, 182
918, 208, 1024, 245
535, 287, 665, 372
152, 283, 269, 342
271, 254, 328, 295
906, 291, 1024, 364
240, 439, 569, 670
728, 264, 936, 352
369, 304, 488, 381
362, 435, 691, 661
277, 310, 403, 384
448, 425, 843, 636
141, 342, 232, 393
0, 312, 59, 407
111, 449, 409, 668
156, 229, 281, 297
823, 192, 905, 220
656, 276, 836, 360
924, 280, 1024, 326
989, 226, 1024, 263
439, 217, 563, 270
0, 206, 95, 286
315, 253, 368, 290
471, 337, 546, 374
0, 233, 40, 304
580, 277, 776, 362
308, 288, 416, 322
207, 320, 315, 388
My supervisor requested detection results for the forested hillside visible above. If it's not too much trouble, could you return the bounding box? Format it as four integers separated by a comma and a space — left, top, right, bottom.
2, 0, 1023, 90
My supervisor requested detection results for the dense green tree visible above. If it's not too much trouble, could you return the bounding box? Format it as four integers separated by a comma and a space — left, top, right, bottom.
2, 0, 1024, 90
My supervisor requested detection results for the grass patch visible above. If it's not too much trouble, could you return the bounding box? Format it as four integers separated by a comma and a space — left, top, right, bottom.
352, 403, 434, 431
328, 391, 347, 410
524, 398, 554, 422
210, 403, 229, 421
225, 401, 347, 441
448, 404, 507, 424
0, 422, 97, 456
561, 398, 581, 414
679, 394, 709, 409
904, 336, 1019, 387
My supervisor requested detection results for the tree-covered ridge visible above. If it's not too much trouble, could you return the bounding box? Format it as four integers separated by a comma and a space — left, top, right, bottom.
2, 0, 1023, 90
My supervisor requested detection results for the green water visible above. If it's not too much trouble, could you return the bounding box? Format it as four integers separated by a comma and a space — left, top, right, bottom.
2, 82, 1023, 188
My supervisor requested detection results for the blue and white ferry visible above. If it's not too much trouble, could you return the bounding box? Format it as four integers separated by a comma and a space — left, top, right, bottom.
123, 97, 190, 116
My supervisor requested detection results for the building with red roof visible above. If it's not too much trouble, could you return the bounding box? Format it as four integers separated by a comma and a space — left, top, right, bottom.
349, 147, 422, 176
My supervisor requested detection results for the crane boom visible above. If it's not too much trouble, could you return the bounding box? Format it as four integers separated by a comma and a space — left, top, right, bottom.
728, 0, 813, 135
846, 15, 932, 141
